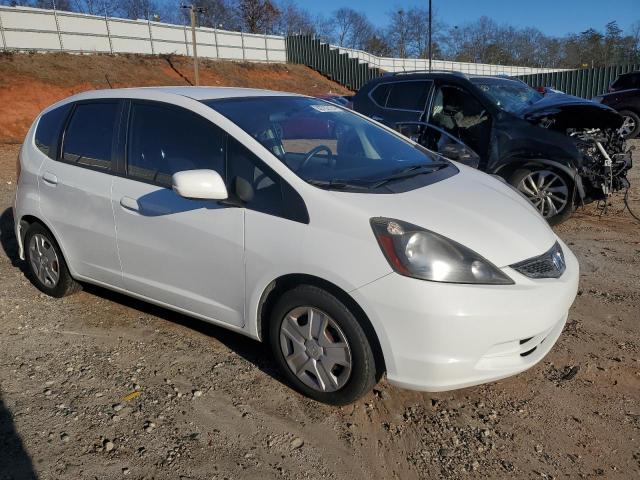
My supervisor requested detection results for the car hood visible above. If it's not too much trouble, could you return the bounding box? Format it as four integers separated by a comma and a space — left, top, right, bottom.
520, 93, 623, 129
331, 165, 556, 268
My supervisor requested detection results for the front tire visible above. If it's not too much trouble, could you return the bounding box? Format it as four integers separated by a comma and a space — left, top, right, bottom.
510, 168, 574, 226
269, 285, 377, 405
619, 110, 640, 139
24, 223, 81, 298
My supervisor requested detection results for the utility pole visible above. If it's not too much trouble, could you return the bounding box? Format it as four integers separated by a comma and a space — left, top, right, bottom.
428, 0, 432, 72
181, 4, 206, 86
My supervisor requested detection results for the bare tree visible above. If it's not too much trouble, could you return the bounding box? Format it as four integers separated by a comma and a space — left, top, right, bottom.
239, 0, 279, 33
273, 0, 314, 35
31, 0, 73, 10
386, 9, 412, 58
329, 8, 373, 49
114, 0, 157, 20
362, 34, 392, 57
191, 0, 241, 30
70, 0, 119, 15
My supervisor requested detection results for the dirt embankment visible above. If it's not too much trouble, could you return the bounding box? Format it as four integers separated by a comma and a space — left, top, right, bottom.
0, 52, 350, 144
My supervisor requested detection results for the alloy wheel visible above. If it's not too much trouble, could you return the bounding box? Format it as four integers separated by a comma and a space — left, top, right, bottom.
620, 115, 636, 137
28, 233, 60, 288
516, 170, 569, 218
279, 306, 352, 393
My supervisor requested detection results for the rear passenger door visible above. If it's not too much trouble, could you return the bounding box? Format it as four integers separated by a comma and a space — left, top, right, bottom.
367, 80, 432, 128
111, 101, 245, 327
38, 100, 123, 287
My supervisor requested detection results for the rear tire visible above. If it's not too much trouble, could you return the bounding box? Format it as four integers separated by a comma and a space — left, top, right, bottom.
619, 110, 640, 139
268, 285, 377, 405
24, 223, 81, 298
509, 168, 574, 226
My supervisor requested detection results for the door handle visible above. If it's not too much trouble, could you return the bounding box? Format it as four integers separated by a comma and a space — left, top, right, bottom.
42, 172, 58, 186
120, 196, 140, 212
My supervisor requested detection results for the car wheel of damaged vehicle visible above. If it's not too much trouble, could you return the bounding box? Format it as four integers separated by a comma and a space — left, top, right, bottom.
510, 168, 574, 225
619, 110, 640, 139
269, 285, 377, 405
24, 223, 81, 298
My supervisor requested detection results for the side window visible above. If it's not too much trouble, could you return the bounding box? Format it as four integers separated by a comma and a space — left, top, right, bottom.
626, 74, 640, 88
127, 102, 225, 187
612, 75, 634, 90
35, 104, 72, 160
430, 86, 487, 131
370, 83, 391, 107
385, 81, 432, 111
227, 137, 283, 217
62, 102, 119, 170
430, 85, 490, 157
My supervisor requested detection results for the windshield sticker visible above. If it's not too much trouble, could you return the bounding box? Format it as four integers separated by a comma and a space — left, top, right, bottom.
310, 104, 343, 113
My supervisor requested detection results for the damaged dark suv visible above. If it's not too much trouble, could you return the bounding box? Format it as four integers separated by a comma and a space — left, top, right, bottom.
353, 72, 633, 224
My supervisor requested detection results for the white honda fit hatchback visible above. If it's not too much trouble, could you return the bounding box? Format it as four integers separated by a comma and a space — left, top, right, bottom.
15, 87, 579, 404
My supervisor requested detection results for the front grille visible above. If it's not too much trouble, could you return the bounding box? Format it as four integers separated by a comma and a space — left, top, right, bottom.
510, 242, 566, 279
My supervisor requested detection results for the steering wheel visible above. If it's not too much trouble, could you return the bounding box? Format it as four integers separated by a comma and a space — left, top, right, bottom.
298, 145, 333, 171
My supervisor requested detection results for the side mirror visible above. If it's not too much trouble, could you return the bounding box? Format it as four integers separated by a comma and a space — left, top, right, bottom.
172, 169, 228, 200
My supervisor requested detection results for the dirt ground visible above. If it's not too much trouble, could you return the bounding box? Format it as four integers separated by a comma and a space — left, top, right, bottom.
0, 52, 351, 144
0, 139, 638, 480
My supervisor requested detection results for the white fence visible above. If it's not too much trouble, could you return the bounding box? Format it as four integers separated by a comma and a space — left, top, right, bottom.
0, 5, 565, 76
336, 46, 566, 76
0, 5, 286, 63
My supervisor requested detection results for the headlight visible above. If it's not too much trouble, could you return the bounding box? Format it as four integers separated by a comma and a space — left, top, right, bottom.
370, 218, 514, 285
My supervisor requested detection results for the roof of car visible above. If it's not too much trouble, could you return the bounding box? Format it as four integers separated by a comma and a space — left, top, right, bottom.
68, 86, 301, 101
617, 71, 640, 78
360, 71, 525, 92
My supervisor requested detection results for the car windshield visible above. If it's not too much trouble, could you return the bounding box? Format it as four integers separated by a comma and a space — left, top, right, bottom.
471, 78, 543, 114
204, 96, 448, 189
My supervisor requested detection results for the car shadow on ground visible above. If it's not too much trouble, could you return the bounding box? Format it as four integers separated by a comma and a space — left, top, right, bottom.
0, 207, 287, 392
81, 282, 284, 385
0, 394, 38, 479
0, 207, 24, 271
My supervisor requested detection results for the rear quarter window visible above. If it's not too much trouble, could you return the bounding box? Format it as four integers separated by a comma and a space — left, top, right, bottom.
34, 104, 72, 159
612, 74, 640, 90
385, 81, 432, 111
370, 83, 391, 107
61, 102, 120, 170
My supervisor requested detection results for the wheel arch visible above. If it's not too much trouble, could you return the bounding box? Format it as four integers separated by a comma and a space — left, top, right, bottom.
17, 214, 45, 260
619, 106, 639, 115
255, 273, 386, 380
619, 108, 640, 138
493, 158, 585, 200
17, 214, 74, 274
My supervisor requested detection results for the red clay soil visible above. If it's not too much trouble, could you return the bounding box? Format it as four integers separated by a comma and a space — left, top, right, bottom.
0, 52, 351, 143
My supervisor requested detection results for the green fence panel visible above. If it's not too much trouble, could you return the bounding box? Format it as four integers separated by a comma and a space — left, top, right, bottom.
285, 34, 384, 91
287, 34, 640, 96
519, 63, 640, 98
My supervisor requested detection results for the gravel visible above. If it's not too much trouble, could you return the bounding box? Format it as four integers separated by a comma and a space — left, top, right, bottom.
0, 142, 639, 479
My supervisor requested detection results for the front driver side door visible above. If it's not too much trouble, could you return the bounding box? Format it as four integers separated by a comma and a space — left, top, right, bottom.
428, 84, 492, 161
395, 122, 481, 169
111, 101, 245, 327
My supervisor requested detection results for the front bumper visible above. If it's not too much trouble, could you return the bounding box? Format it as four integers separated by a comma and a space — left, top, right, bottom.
351, 239, 579, 392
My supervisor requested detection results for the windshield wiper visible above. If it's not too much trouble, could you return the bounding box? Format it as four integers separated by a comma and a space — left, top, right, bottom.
306, 179, 372, 190
368, 162, 450, 188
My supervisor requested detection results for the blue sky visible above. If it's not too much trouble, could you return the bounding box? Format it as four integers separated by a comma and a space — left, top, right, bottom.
300, 0, 640, 36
